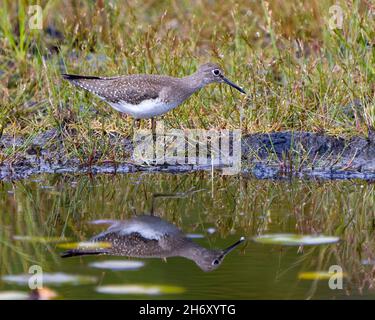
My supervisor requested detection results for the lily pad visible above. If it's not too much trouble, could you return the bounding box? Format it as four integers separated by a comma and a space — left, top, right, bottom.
206, 227, 216, 234
298, 271, 347, 280
2, 273, 97, 286
253, 234, 340, 246
57, 241, 112, 249
186, 233, 205, 239
89, 260, 145, 271
96, 284, 185, 295
0, 291, 29, 300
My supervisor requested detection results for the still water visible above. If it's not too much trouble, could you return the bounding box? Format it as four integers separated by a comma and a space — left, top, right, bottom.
0, 172, 374, 299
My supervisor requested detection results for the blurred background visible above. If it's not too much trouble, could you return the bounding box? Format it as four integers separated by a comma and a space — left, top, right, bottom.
0, 0, 374, 140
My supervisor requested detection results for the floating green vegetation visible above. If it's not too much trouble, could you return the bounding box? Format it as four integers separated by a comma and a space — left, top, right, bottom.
96, 284, 185, 295
89, 260, 145, 271
0, 291, 29, 300
253, 234, 340, 246
298, 271, 347, 281
2, 272, 97, 286
56, 241, 112, 249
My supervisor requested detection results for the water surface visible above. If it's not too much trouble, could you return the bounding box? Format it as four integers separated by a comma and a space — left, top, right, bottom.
0, 173, 374, 299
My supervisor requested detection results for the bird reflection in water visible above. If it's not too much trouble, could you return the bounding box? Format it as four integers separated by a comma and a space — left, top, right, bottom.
61, 215, 244, 272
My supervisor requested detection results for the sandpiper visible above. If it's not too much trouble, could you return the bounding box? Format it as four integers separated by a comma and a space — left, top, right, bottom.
61, 215, 245, 272
62, 63, 246, 131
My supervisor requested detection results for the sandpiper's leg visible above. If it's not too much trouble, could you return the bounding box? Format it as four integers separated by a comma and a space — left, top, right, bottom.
150, 189, 205, 215
131, 118, 141, 138
151, 117, 156, 163
151, 118, 156, 135
131, 119, 135, 138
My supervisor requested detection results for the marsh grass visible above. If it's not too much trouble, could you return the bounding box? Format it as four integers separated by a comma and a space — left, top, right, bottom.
0, 0, 374, 164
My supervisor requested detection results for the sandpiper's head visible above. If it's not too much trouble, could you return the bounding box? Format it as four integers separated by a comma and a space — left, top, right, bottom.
197, 63, 246, 94
193, 237, 245, 272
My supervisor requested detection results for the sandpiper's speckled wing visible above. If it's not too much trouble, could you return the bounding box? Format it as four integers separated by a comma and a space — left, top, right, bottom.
90, 230, 176, 258
62, 74, 170, 104
61, 216, 186, 258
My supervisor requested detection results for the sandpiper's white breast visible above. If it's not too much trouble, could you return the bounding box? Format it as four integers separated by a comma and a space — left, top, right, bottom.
108, 98, 180, 119
106, 216, 181, 241
118, 222, 165, 240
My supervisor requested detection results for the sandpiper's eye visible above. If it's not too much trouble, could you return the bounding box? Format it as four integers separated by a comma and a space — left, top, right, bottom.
212, 259, 220, 266
212, 69, 221, 76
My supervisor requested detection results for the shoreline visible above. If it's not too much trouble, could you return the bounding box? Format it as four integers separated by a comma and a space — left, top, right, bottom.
1, 130, 374, 181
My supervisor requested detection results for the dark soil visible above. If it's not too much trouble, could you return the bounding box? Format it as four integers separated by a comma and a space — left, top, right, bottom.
1, 130, 374, 180
242, 131, 375, 179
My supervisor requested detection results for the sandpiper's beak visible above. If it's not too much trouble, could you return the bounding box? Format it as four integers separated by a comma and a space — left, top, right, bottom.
221, 76, 246, 94
222, 236, 246, 256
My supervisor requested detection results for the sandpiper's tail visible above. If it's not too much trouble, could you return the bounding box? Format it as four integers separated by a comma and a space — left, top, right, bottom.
62, 74, 102, 81
62, 73, 109, 96
61, 248, 109, 258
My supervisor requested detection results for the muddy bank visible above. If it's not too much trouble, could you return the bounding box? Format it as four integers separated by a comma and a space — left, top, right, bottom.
242, 131, 375, 179
1, 130, 375, 180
